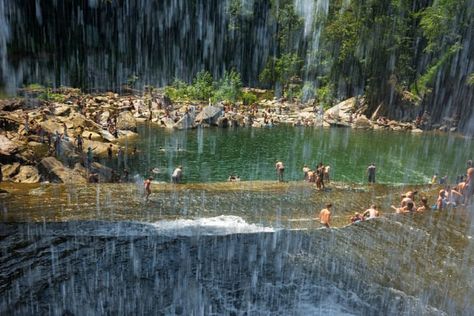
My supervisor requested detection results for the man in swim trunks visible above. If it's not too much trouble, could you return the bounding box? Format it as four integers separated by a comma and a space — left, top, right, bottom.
319, 203, 332, 228
367, 163, 376, 183
275, 161, 285, 182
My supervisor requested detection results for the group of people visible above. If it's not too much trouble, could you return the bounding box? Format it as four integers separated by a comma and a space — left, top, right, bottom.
143, 165, 183, 201
318, 162, 474, 228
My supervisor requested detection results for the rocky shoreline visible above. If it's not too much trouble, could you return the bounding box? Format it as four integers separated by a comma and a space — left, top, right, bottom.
0, 88, 459, 185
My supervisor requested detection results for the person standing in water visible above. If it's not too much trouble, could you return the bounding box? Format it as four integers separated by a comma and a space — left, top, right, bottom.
144, 177, 152, 201
275, 161, 285, 182
319, 203, 332, 228
367, 163, 376, 183
171, 165, 183, 183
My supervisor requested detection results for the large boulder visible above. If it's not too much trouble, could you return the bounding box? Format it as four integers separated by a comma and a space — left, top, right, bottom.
38, 157, 87, 183
1, 162, 20, 179
12, 165, 40, 183
353, 115, 372, 129
324, 97, 358, 122
116, 111, 137, 131
173, 112, 196, 129
52, 104, 71, 116
195, 106, 223, 125
0, 134, 21, 157
89, 162, 112, 182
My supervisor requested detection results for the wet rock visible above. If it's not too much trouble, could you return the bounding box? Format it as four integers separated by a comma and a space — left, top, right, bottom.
38, 157, 87, 183
1, 162, 21, 179
411, 128, 423, 133
116, 111, 137, 131
12, 165, 40, 183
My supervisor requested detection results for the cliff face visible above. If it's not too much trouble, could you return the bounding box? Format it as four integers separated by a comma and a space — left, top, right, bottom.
1, 0, 473, 133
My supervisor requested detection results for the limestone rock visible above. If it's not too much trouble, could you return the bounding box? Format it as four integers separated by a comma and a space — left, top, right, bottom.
411, 128, 423, 133
12, 165, 40, 183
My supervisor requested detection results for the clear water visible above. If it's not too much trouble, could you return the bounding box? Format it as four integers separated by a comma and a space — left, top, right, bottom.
118, 125, 473, 184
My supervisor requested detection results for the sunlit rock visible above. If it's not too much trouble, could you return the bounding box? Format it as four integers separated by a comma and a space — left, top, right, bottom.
12, 165, 40, 183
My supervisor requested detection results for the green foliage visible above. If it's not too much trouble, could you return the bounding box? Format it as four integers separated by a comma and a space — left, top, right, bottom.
189, 71, 214, 101
468, 73, 474, 86
164, 70, 243, 103
419, 0, 464, 53
241, 91, 257, 105
259, 53, 303, 93
316, 85, 333, 109
127, 74, 139, 87
413, 43, 462, 97
163, 79, 190, 101
212, 70, 243, 103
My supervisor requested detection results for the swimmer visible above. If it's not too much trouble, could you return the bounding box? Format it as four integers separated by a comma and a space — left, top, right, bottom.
302, 165, 310, 181
436, 189, 447, 210
319, 203, 332, 228
416, 197, 429, 212
275, 161, 285, 182
144, 177, 152, 201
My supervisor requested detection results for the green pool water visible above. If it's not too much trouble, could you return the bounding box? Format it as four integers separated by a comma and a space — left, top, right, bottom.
117, 125, 472, 184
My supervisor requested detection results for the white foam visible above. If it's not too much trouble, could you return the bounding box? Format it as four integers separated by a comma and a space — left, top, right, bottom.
150, 215, 275, 237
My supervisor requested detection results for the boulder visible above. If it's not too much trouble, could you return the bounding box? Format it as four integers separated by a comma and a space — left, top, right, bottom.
195, 106, 223, 125
52, 104, 71, 116
116, 111, 137, 131
353, 116, 372, 129
0, 134, 21, 156
324, 97, 357, 122
411, 128, 423, 133
173, 112, 196, 129
117, 130, 139, 138
99, 130, 117, 142
90, 162, 112, 182
39, 119, 64, 134
83, 140, 117, 157
82, 131, 103, 141
38, 157, 87, 183
1, 162, 20, 178
12, 165, 40, 183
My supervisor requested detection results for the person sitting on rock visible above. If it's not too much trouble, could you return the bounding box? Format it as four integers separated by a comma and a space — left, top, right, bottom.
351, 212, 364, 223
